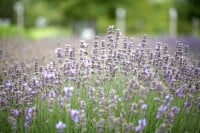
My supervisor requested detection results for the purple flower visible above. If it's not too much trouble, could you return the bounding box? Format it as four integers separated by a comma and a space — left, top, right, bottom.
70, 109, 80, 123
164, 94, 173, 107
32, 77, 39, 87
135, 118, 147, 132
5, 81, 12, 89
24, 106, 36, 127
143, 67, 149, 75
41, 93, 46, 100
171, 106, 180, 115
25, 108, 33, 127
58, 97, 64, 107
49, 91, 56, 100
141, 103, 147, 110
83, 58, 92, 67
55, 48, 62, 58
46, 72, 56, 80
25, 115, 32, 127
156, 105, 167, 119
176, 88, 184, 97
12, 109, 19, 117
32, 90, 37, 95
64, 86, 74, 98
184, 101, 191, 108
56, 121, 66, 132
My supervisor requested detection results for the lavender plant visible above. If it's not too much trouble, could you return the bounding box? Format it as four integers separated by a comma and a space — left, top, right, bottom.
0, 26, 200, 133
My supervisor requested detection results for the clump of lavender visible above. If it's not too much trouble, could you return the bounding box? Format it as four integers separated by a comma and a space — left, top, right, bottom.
24, 106, 37, 133
0, 25, 200, 133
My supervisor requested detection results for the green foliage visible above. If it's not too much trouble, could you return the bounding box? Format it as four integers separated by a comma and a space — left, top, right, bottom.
174, 0, 200, 20
0, 0, 199, 35
0, 25, 30, 39
126, 0, 170, 35
28, 26, 71, 40
0, 25, 70, 40
22, 0, 64, 27
0, 0, 17, 23
174, 0, 200, 34
0, 25, 19, 37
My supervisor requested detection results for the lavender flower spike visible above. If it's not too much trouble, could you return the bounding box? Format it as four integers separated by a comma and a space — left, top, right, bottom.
141, 103, 147, 110
12, 109, 20, 117
70, 109, 80, 123
64, 86, 74, 98
135, 118, 147, 132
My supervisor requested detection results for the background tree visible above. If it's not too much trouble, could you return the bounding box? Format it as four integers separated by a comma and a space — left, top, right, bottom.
0, 0, 17, 23
174, 0, 200, 34
62, 0, 129, 33
1, 0, 199, 36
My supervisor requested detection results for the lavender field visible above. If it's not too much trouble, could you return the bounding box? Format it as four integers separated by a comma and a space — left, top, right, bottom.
0, 26, 200, 133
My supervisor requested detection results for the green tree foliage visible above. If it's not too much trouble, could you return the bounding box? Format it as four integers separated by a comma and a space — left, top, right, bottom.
173, 0, 200, 34
1, 0, 198, 35
174, 0, 200, 20
126, 0, 170, 34
62, 0, 128, 20
0, 0, 18, 23
22, 0, 64, 27
60, 0, 129, 33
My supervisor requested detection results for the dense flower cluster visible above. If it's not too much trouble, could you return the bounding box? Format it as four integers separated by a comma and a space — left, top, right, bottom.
0, 26, 200, 133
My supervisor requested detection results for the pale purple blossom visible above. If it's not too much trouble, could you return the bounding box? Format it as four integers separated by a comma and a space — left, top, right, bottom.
24, 107, 35, 127
32, 77, 39, 87
135, 118, 147, 132
184, 101, 191, 108
70, 109, 80, 123
47, 72, 56, 80
12, 109, 19, 117
5, 81, 12, 90
164, 94, 173, 107
49, 91, 56, 100
176, 88, 184, 97
171, 106, 180, 115
156, 105, 167, 119
64, 86, 74, 97
55, 48, 62, 58
141, 103, 147, 110
56, 121, 66, 133
58, 97, 64, 107
25, 115, 32, 127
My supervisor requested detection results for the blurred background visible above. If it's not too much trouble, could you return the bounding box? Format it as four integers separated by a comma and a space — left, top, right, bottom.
0, 0, 199, 40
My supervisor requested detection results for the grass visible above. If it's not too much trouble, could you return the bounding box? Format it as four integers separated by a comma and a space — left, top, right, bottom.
0, 25, 24, 37
0, 25, 70, 40
28, 27, 70, 40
